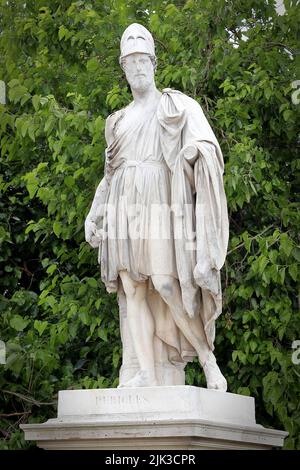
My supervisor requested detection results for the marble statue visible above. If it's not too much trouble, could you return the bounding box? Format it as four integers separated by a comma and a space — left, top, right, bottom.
85, 23, 229, 391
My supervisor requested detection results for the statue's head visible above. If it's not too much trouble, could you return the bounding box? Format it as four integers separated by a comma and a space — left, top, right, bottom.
119, 23, 156, 92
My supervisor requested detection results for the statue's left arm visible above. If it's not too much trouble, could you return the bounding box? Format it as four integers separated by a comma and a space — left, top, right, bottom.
157, 89, 229, 348
180, 95, 229, 295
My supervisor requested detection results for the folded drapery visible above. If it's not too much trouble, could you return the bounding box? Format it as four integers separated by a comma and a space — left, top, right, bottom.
157, 89, 229, 349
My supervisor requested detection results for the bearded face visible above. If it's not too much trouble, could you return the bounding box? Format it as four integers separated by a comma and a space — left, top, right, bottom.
122, 53, 155, 92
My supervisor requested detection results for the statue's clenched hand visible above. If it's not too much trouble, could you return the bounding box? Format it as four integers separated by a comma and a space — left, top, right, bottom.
85, 217, 102, 248
182, 144, 198, 163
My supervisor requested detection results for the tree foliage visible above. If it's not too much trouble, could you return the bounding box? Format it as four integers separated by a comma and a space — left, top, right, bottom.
0, 0, 299, 449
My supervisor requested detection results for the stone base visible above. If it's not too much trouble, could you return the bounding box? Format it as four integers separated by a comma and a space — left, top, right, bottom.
20, 386, 287, 450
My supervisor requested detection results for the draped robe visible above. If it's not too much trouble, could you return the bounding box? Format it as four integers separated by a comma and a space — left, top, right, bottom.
94, 89, 229, 384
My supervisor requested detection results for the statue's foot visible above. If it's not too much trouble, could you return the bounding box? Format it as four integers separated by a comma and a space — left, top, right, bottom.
118, 370, 158, 388
203, 352, 227, 392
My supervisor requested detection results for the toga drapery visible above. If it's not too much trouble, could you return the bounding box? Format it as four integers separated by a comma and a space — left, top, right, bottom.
94, 88, 229, 382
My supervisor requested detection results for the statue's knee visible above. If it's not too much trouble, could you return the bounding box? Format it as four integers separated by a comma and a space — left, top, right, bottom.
121, 274, 147, 301
120, 273, 136, 298
123, 282, 136, 298
152, 275, 174, 299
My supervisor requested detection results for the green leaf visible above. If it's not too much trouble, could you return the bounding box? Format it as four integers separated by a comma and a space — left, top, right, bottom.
21, 119, 29, 137
79, 311, 89, 325
10, 315, 30, 331
258, 256, 268, 274
9, 85, 28, 104
237, 387, 251, 396
53, 221, 62, 237
86, 57, 99, 72
264, 88, 272, 100
265, 182, 272, 193
98, 328, 108, 342
279, 267, 286, 284
58, 25, 71, 41
87, 278, 98, 288
32, 94, 40, 111
44, 115, 55, 134
280, 234, 293, 257
232, 350, 238, 362
8, 79, 20, 88
46, 264, 57, 275
283, 109, 292, 122
292, 247, 300, 262
34, 320, 48, 336
64, 175, 75, 188
112, 349, 120, 368
28, 123, 36, 141
27, 183, 38, 199
288, 264, 298, 282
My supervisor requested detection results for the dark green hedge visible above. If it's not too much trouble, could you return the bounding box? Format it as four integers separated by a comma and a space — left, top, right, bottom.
0, 0, 299, 449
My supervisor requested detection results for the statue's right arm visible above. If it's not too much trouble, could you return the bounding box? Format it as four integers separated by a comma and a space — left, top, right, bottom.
85, 115, 114, 248
85, 176, 108, 248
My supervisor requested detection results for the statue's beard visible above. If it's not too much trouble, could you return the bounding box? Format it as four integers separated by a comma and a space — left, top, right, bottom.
129, 75, 152, 92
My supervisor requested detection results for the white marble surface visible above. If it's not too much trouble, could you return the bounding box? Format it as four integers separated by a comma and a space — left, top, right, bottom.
56, 386, 256, 425
85, 23, 229, 391
21, 386, 287, 450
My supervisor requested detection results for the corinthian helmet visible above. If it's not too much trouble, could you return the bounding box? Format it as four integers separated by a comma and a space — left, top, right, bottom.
119, 23, 155, 60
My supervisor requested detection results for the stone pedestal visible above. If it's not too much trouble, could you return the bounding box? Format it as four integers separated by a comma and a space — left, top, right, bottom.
21, 386, 287, 450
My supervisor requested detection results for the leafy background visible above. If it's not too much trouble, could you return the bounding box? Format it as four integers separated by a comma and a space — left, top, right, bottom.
0, 0, 299, 449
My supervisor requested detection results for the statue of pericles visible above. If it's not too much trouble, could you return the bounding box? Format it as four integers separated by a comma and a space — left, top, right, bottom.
85, 23, 229, 390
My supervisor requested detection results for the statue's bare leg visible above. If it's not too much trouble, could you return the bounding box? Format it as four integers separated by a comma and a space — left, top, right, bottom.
118, 270, 158, 387
151, 274, 227, 391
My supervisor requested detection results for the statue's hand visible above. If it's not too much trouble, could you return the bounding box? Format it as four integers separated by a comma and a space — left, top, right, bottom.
85, 217, 101, 248
183, 144, 198, 163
